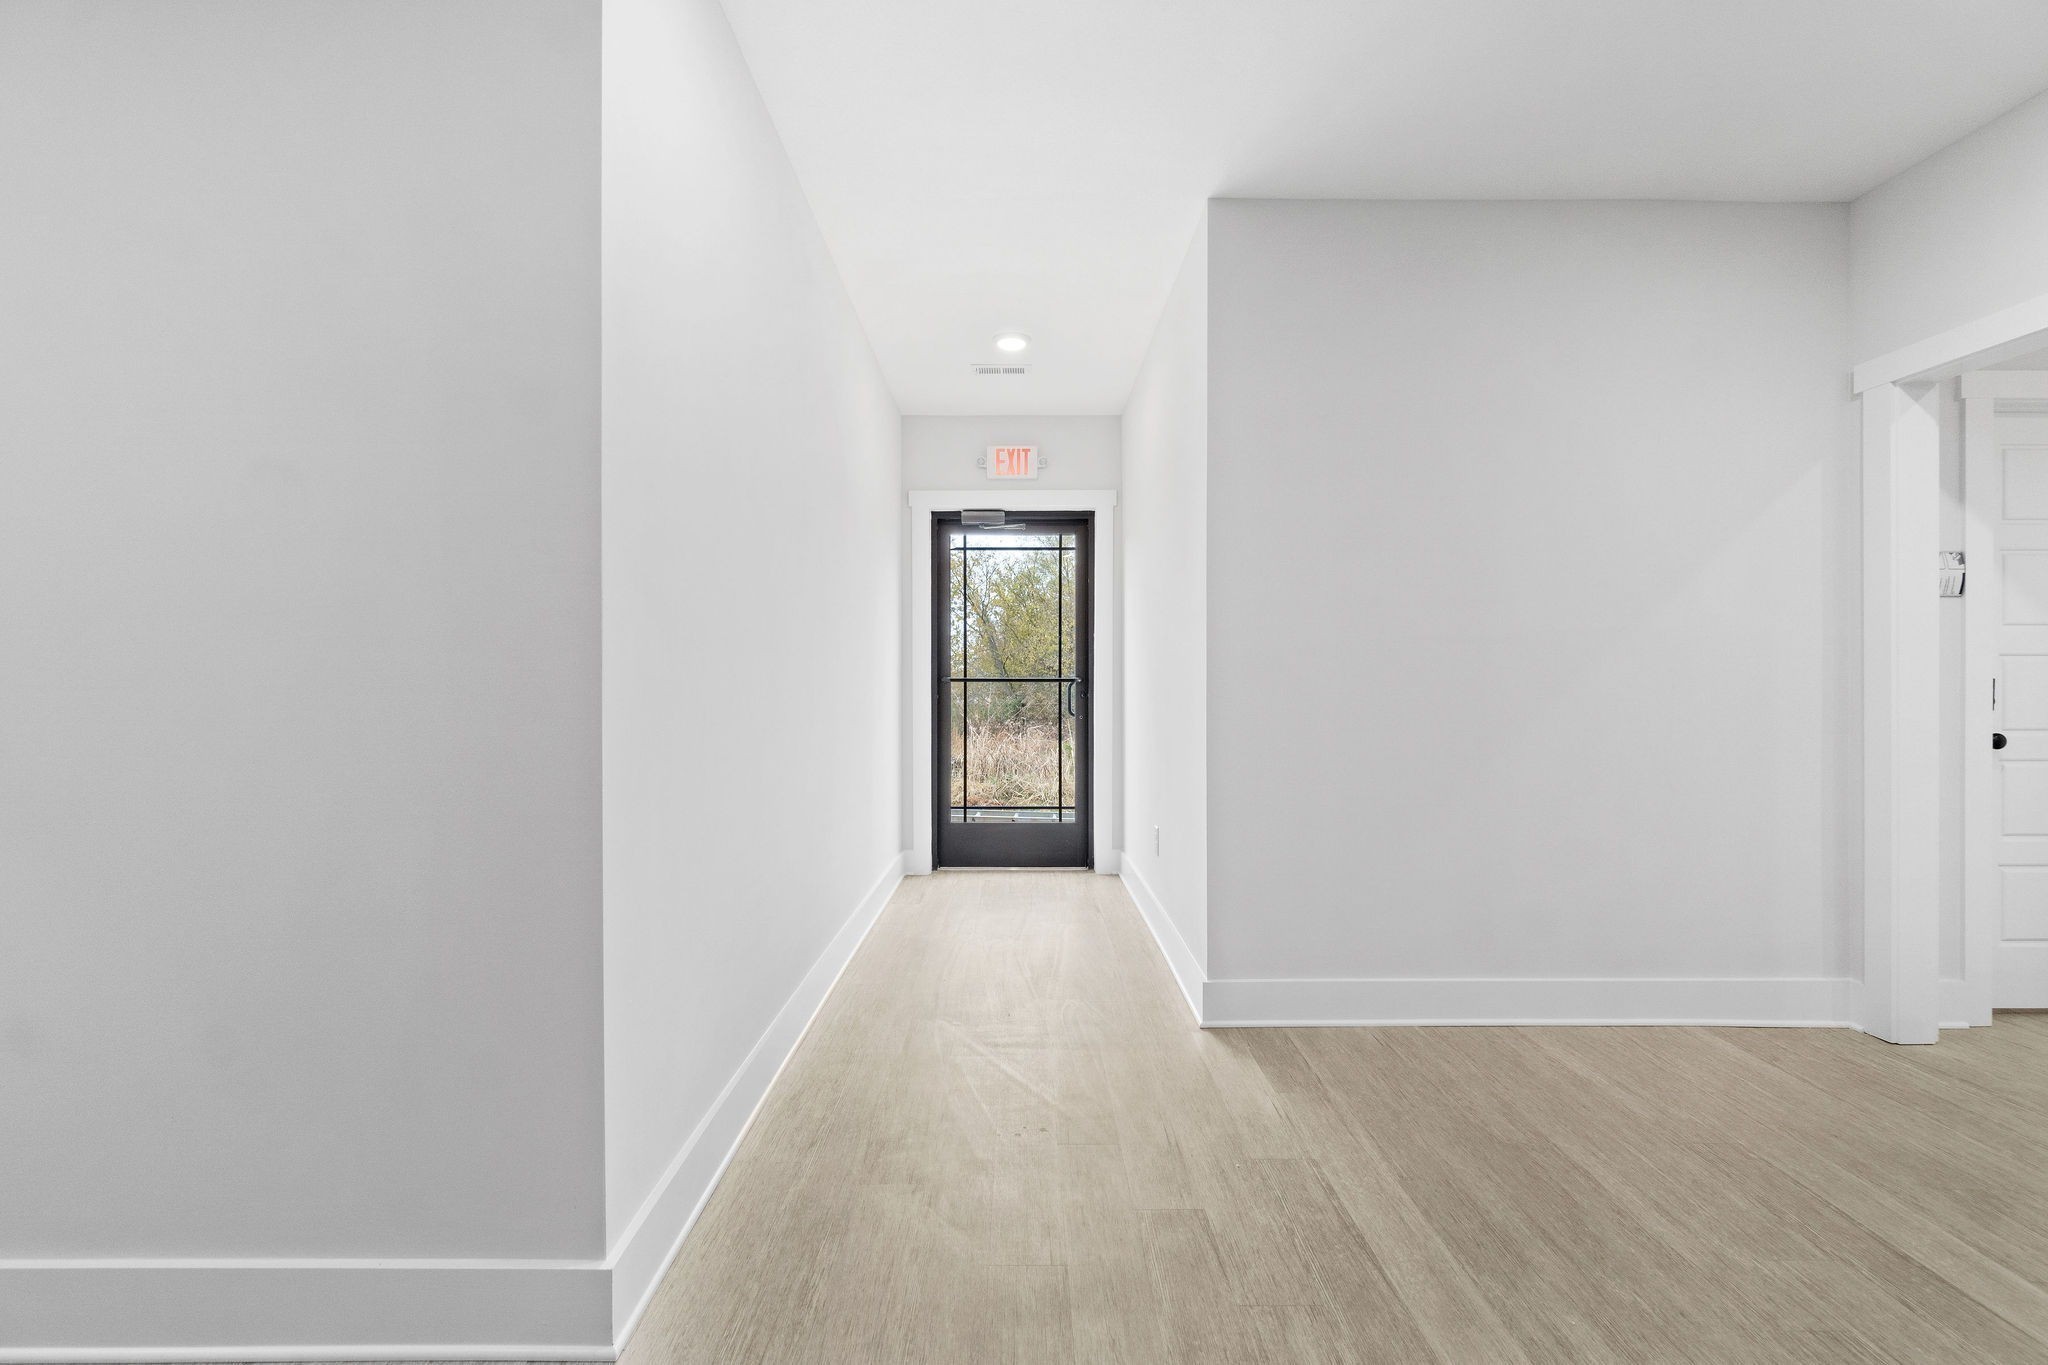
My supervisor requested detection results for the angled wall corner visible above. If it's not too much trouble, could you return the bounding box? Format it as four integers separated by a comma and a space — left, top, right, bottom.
1119, 211, 1211, 1008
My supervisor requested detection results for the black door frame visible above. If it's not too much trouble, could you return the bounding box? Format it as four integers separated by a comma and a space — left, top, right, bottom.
932, 512, 1094, 868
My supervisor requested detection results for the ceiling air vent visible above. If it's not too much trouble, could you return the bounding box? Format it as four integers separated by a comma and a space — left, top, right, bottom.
972, 363, 1030, 377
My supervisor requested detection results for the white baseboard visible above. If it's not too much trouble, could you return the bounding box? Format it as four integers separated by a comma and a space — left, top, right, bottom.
1109, 868, 1858, 1031
1201, 975, 1862, 1028
1, 854, 910, 1365
1116, 862, 1202, 1023
0, 1261, 612, 1362
603, 852, 905, 1351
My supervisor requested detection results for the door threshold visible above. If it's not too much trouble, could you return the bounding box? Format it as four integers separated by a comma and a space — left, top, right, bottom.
936, 865, 1094, 872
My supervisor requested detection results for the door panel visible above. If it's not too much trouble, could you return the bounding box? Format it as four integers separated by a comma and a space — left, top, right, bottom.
2004, 760, 2048, 835
2001, 656, 2048, 727
2003, 551, 2048, 622
1968, 408, 2048, 1008
933, 515, 1091, 867
2002, 867, 2048, 940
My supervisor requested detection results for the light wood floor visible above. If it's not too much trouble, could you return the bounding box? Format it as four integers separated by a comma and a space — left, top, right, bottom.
620, 871, 2048, 1364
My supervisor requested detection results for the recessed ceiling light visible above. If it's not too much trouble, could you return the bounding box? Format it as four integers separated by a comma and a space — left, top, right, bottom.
994, 332, 1030, 354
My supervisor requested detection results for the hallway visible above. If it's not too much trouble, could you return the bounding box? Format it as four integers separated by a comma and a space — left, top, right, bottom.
621, 872, 2048, 1364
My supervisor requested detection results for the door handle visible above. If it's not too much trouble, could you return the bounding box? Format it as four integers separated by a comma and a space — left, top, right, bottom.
1995, 732, 2009, 750
1065, 679, 1084, 718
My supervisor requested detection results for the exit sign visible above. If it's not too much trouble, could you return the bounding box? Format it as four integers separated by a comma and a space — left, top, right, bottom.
986, 445, 1039, 480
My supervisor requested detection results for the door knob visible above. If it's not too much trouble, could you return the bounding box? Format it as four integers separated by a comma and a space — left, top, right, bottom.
1995, 732, 2009, 750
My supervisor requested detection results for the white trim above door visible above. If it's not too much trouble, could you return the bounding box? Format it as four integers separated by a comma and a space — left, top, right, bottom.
906, 489, 1118, 876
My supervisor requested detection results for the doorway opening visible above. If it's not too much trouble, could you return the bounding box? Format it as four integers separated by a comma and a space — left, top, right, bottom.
1962, 370, 2048, 1016
932, 511, 1092, 867
1857, 306, 2048, 1043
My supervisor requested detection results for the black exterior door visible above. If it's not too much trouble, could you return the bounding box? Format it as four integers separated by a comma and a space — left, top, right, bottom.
934, 513, 1092, 868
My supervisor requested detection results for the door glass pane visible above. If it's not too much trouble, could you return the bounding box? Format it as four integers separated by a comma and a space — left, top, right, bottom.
960, 535, 1060, 680
962, 681, 1060, 814
948, 682, 966, 809
1060, 722, 1077, 822
949, 540, 970, 677
963, 532, 1061, 548
1059, 532, 1077, 677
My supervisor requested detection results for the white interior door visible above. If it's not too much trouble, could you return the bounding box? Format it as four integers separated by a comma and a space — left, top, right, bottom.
1965, 378, 2048, 1011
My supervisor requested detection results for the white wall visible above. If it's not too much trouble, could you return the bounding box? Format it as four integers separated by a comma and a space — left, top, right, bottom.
1853, 89, 2048, 363
1119, 220, 1210, 1001
601, 0, 903, 1331
0, 0, 604, 1266
902, 415, 1120, 491
1202, 200, 1860, 1020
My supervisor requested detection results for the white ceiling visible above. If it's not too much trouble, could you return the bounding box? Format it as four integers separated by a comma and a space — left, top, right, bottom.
719, 0, 2048, 415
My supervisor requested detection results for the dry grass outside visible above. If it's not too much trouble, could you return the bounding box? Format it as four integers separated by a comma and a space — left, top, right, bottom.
949, 718, 1072, 809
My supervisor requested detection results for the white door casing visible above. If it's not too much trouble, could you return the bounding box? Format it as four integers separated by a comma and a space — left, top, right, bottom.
1861, 382, 1944, 1043
1964, 372, 2048, 1013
